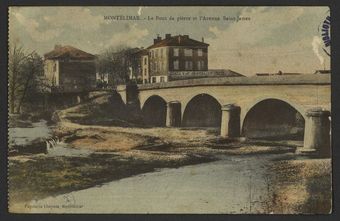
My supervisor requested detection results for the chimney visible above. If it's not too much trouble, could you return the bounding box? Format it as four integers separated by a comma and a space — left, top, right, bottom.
202, 37, 204, 43
55, 44, 62, 49
154, 34, 162, 44
165, 34, 171, 39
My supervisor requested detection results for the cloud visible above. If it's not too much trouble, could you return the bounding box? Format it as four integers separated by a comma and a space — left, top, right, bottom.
208, 7, 305, 48
205, 7, 327, 75
10, 7, 105, 42
312, 36, 325, 66
107, 23, 149, 48
11, 11, 61, 42
43, 7, 104, 31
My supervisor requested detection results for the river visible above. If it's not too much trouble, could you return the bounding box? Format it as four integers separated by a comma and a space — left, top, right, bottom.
26, 153, 290, 214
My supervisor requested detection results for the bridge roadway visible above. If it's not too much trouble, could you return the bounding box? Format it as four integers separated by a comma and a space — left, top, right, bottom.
117, 74, 331, 155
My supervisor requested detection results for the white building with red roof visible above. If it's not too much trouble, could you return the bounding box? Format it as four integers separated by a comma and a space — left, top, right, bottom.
44, 45, 96, 93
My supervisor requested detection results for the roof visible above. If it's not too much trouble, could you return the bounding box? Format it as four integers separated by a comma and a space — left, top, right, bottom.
256, 72, 302, 76
314, 70, 331, 74
44, 45, 95, 60
216, 69, 244, 77
138, 49, 149, 56
147, 35, 209, 49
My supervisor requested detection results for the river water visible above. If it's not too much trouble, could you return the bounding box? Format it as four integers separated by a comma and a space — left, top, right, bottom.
10, 121, 294, 213
26, 153, 286, 214
9, 120, 92, 157
9, 120, 52, 146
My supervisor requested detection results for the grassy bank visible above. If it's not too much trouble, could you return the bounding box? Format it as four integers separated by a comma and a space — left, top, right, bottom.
268, 158, 332, 214
9, 151, 215, 205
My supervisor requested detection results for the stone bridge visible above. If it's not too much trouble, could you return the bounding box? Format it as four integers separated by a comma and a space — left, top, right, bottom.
117, 74, 331, 155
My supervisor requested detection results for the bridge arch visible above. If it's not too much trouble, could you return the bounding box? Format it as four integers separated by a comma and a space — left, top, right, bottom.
182, 93, 222, 128
142, 95, 167, 127
241, 98, 305, 140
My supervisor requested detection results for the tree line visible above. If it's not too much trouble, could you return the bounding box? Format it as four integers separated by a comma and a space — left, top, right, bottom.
9, 43, 139, 114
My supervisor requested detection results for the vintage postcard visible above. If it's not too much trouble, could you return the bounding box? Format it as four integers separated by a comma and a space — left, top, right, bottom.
8, 6, 331, 214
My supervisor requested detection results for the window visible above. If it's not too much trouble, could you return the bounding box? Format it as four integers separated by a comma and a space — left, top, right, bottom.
52, 76, 56, 85
159, 62, 162, 71
53, 63, 57, 72
160, 77, 165, 82
144, 68, 147, 76
152, 77, 156, 83
184, 49, 193, 57
161, 48, 163, 58
151, 50, 154, 58
197, 49, 203, 56
197, 61, 204, 70
173, 60, 179, 70
185, 61, 193, 70
156, 49, 159, 58
144, 57, 147, 65
173, 48, 179, 56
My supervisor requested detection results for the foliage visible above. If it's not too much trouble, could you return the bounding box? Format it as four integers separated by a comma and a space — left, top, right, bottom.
96, 46, 140, 87
8, 43, 46, 114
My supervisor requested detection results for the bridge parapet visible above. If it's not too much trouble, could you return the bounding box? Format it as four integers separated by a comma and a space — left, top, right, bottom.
137, 74, 330, 90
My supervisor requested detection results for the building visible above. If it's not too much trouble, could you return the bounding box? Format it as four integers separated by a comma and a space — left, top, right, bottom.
127, 34, 244, 84
128, 48, 147, 84
140, 50, 149, 84
44, 45, 96, 93
146, 34, 209, 83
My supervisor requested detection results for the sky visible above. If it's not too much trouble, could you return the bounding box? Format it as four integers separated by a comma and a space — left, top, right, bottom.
9, 6, 330, 76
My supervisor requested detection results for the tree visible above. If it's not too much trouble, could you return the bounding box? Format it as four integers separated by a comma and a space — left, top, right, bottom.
8, 43, 44, 114
16, 52, 44, 112
96, 46, 139, 87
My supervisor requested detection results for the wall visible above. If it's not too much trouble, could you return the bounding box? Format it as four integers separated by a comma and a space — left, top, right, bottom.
168, 46, 208, 72
59, 60, 96, 92
141, 55, 149, 83
149, 46, 169, 77
168, 70, 243, 81
44, 59, 59, 87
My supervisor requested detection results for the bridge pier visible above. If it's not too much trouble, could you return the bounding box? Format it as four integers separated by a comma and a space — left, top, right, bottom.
302, 108, 331, 156
220, 104, 241, 138
166, 101, 182, 127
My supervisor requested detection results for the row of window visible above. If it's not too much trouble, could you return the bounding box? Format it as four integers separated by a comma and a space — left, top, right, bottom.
150, 48, 166, 59
174, 48, 203, 57
149, 60, 205, 72
173, 60, 205, 71
143, 76, 167, 84
149, 48, 204, 59
151, 76, 166, 83
150, 62, 165, 72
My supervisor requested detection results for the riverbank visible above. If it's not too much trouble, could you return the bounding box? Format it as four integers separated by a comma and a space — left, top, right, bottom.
268, 158, 332, 214
10, 152, 332, 214
9, 120, 300, 209
8, 93, 332, 213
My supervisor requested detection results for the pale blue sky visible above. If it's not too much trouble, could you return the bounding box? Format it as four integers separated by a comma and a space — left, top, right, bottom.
9, 6, 330, 75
